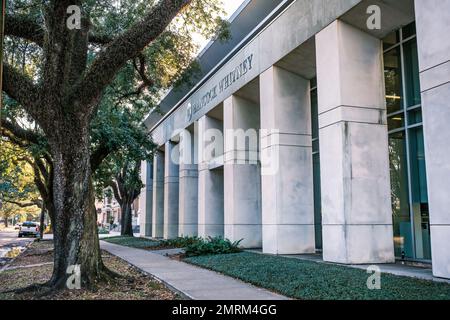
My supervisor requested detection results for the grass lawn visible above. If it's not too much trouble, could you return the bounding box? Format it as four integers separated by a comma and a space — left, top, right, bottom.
184, 252, 450, 300
102, 236, 200, 251
102, 236, 163, 249
0, 240, 179, 300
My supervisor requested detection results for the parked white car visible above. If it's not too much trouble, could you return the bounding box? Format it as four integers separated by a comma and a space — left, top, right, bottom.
18, 222, 40, 238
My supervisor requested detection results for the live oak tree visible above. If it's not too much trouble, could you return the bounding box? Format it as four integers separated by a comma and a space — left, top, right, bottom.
2, 0, 227, 289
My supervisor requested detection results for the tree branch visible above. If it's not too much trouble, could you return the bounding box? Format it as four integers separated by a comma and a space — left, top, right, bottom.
2, 64, 42, 123
0, 118, 43, 146
88, 33, 113, 45
5, 14, 44, 46
107, 181, 122, 205
5, 199, 43, 209
72, 0, 192, 115
5, 14, 113, 47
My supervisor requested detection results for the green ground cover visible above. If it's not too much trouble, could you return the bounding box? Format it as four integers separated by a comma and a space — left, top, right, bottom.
185, 252, 450, 300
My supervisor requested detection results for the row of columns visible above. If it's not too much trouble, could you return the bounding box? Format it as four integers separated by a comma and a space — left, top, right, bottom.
141, 20, 394, 262
140, 12, 449, 278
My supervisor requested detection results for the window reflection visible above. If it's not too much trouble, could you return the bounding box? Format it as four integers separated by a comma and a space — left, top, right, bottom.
389, 132, 413, 258
384, 47, 403, 114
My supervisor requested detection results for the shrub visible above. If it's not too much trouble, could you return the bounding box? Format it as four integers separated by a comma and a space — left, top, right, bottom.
160, 236, 202, 248
184, 237, 243, 257
98, 227, 110, 235
103, 236, 161, 248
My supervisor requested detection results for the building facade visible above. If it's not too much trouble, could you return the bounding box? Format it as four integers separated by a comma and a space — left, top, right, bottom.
138, 0, 450, 279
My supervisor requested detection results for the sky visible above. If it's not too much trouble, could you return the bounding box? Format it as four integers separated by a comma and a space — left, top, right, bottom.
223, 0, 247, 19
193, 0, 247, 53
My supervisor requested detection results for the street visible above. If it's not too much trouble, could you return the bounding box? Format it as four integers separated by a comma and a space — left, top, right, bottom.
0, 229, 34, 267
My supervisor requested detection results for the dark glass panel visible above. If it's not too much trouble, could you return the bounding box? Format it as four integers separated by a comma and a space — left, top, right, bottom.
408, 108, 422, 125
402, 22, 416, 39
310, 84, 322, 251
310, 89, 319, 139
408, 127, 431, 260
384, 47, 403, 114
388, 114, 405, 131
404, 39, 422, 107
383, 30, 400, 50
312, 139, 320, 153
313, 153, 322, 251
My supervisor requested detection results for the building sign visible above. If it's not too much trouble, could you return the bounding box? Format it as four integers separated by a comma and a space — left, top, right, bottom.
186, 54, 254, 122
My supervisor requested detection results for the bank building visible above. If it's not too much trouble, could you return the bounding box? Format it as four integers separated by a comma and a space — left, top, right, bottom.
138, 0, 450, 280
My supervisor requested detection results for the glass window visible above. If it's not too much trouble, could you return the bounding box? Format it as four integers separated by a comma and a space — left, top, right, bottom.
310, 77, 317, 89
408, 108, 422, 125
408, 127, 431, 260
384, 47, 403, 114
310, 82, 322, 251
403, 40, 422, 107
388, 114, 405, 131
402, 22, 417, 39
311, 88, 319, 140
389, 132, 414, 258
384, 23, 430, 261
383, 30, 400, 51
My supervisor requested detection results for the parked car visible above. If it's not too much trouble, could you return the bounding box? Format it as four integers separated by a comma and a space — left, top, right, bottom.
14, 223, 22, 230
18, 222, 40, 238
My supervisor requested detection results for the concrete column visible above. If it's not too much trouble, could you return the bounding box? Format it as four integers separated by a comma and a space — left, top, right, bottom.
139, 160, 153, 237
152, 150, 165, 238
198, 115, 224, 238
179, 129, 199, 237
315, 20, 394, 264
224, 95, 262, 248
164, 141, 179, 239
415, 1, 450, 279
260, 66, 315, 254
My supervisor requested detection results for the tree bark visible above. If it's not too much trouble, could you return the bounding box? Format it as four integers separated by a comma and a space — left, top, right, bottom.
39, 206, 45, 240
47, 126, 105, 289
4, 219, 9, 228
120, 200, 134, 237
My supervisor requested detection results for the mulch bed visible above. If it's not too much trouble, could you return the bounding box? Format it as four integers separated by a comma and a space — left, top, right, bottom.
0, 240, 180, 300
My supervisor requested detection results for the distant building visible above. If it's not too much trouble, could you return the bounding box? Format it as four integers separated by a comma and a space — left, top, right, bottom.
97, 187, 140, 232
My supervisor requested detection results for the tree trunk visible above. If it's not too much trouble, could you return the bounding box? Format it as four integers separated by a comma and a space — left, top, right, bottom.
4, 219, 9, 228
120, 200, 134, 237
47, 126, 106, 289
39, 207, 45, 240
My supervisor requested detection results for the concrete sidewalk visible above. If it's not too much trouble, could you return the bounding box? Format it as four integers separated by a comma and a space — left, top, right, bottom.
100, 241, 288, 300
